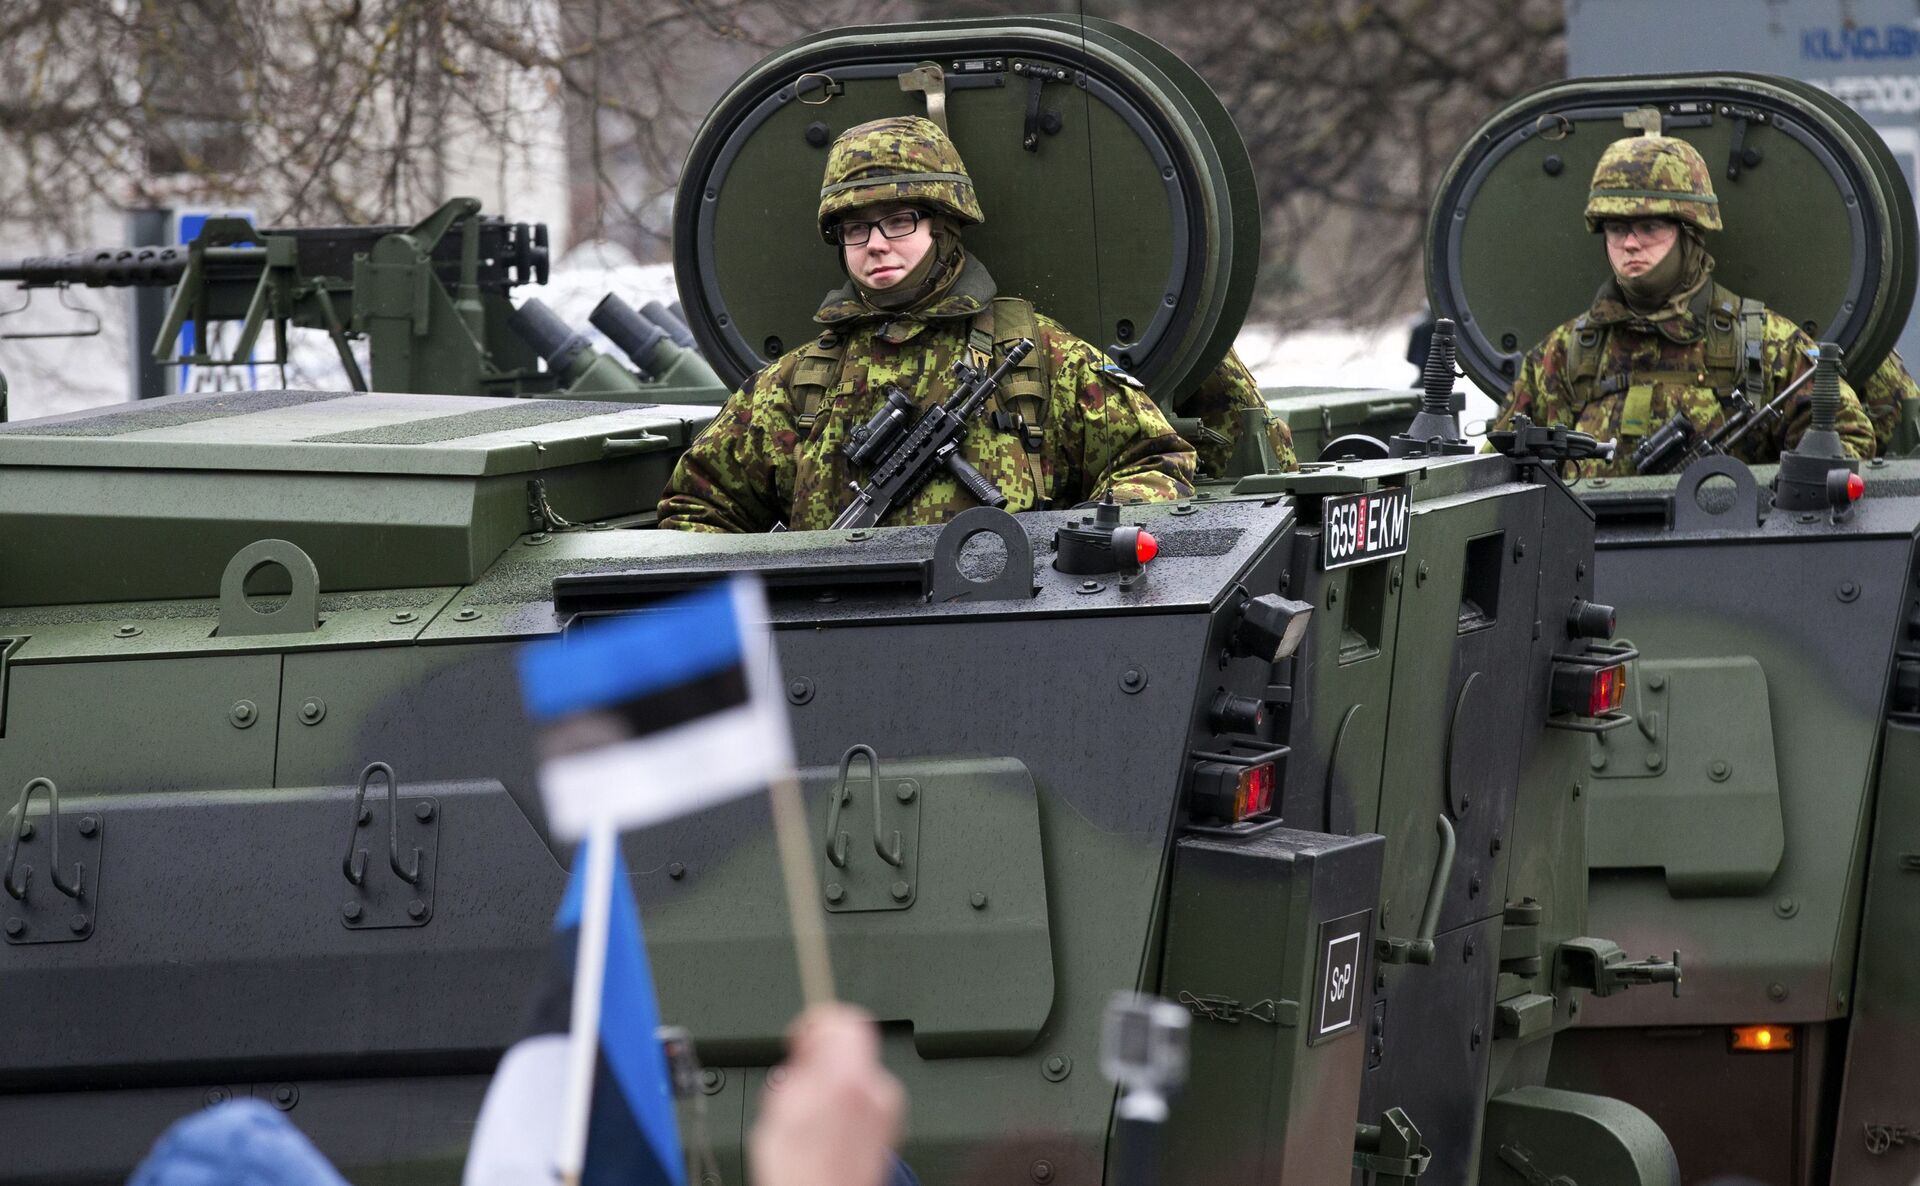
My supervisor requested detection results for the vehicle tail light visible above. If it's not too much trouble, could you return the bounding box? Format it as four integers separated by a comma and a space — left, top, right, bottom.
1190, 759, 1275, 824
1550, 658, 1628, 718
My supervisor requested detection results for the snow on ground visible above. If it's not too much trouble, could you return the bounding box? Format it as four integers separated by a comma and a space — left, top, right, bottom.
1238, 320, 1500, 438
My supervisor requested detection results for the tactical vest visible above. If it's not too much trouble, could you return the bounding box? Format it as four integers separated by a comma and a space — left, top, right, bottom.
789, 297, 1054, 504
1564, 281, 1769, 435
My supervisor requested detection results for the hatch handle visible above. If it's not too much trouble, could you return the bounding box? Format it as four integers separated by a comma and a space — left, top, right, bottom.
1014, 60, 1071, 152
4, 778, 82, 901
1376, 815, 1455, 966
827, 745, 877, 869
898, 63, 949, 137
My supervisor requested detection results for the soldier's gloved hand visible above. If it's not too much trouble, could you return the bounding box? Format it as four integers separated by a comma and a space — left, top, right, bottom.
750, 1003, 906, 1186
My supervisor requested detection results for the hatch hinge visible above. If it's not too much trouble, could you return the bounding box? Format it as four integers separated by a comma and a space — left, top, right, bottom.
1498, 897, 1543, 977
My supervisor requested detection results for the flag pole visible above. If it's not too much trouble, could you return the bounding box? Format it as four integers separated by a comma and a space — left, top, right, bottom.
555, 819, 618, 1186
768, 771, 836, 1006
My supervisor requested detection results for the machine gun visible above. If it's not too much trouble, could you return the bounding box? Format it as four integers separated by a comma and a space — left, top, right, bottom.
0, 197, 725, 402
1629, 365, 1817, 475
830, 338, 1033, 531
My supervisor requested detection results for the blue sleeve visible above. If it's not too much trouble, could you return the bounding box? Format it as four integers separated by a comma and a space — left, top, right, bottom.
127, 1100, 350, 1186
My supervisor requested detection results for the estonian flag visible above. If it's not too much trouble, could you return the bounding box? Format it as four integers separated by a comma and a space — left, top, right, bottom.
517, 577, 794, 840
464, 841, 685, 1186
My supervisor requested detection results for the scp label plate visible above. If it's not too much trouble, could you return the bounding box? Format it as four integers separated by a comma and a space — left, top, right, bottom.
1322, 489, 1410, 570
1311, 907, 1372, 1045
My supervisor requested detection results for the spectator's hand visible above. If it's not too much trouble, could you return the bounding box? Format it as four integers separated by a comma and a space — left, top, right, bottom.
750, 1003, 904, 1186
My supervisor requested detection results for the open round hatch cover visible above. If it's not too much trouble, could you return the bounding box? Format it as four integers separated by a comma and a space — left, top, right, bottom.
1428, 73, 1916, 395
674, 16, 1258, 404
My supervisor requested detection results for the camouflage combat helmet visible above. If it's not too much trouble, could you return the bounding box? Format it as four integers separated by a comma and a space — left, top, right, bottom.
818, 115, 985, 243
1584, 134, 1723, 233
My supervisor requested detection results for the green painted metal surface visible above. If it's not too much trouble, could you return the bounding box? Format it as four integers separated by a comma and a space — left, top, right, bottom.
1587, 656, 1786, 895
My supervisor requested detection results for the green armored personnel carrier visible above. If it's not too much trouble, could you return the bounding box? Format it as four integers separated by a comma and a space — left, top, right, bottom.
0, 18, 1689, 1186
1429, 72, 1920, 1184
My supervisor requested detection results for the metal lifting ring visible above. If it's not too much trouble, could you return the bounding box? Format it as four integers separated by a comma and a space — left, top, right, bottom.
4, 777, 82, 901
796, 72, 839, 106
1533, 112, 1574, 142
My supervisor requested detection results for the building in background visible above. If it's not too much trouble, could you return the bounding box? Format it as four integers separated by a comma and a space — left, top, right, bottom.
0, 0, 570, 417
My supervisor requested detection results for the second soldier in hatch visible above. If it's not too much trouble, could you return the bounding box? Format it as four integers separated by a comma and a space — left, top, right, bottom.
1176, 349, 1297, 476
1492, 132, 1879, 474
657, 115, 1197, 532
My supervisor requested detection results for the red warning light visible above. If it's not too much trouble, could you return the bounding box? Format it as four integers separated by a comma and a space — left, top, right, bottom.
1588, 665, 1626, 717
1190, 759, 1278, 823
1847, 473, 1865, 502
1136, 529, 1159, 565
1551, 659, 1629, 718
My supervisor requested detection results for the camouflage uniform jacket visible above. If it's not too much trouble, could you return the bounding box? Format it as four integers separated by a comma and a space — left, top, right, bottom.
657, 259, 1197, 532
1495, 280, 1875, 476
1858, 348, 1920, 457
1174, 349, 1297, 476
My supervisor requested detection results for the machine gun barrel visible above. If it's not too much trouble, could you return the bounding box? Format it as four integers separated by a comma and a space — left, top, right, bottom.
829, 338, 1034, 531
0, 246, 204, 288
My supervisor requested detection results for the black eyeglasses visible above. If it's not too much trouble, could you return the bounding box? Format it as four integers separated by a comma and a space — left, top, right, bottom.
1600, 218, 1677, 243
832, 210, 923, 246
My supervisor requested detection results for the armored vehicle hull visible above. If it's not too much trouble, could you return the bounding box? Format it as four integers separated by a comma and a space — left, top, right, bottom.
0, 385, 1668, 1184
1431, 69, 1920, 1185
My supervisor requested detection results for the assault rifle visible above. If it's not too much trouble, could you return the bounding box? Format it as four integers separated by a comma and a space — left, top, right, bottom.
830, 338, 1034, 530
1630, 365, 1818, 475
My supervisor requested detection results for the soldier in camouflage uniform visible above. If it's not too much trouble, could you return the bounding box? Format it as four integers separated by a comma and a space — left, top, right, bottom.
1175, 349, 1297, 476
658, 115, 1196, 533
1858, 348, 1920, 456
1494, 134, 1877, 475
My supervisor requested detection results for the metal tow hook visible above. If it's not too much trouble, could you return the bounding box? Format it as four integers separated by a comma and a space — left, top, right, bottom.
826, 745, 878, 869
342, 761, 421, 887
4, 778, 83, 901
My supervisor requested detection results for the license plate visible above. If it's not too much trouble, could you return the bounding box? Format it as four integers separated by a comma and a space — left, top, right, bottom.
1321, 488, 1410, 570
